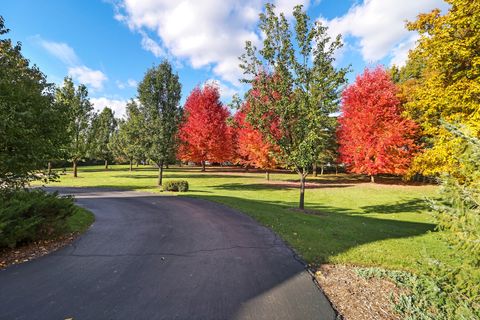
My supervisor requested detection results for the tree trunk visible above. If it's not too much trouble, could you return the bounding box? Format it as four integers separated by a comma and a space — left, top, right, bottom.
320, 165, 324, 175
299, 173, 306, 210
265, 170, 270, 181
201, 161, 206, 172
166, 164, 169, 169
136, 162, 139, 168
129, 159, 133, 172
245, 165, 249, 172
47, 162, 52, 176
371, 175, 375, 183
335, 165, 338, 175
313, 163, 317, 177
158, 161, 164, 186
73, 160, 78, 178
104, 159, 108, 170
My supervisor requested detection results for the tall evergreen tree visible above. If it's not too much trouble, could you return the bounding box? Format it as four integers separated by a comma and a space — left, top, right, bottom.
137, 61, 182, 186
56, 77, 93, 178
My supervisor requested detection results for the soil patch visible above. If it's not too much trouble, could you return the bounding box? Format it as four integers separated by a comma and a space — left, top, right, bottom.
316, 264, 403, 320
0, 233, 77, 270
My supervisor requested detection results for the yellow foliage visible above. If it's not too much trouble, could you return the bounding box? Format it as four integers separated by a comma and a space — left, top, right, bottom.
402, 0, 480, 175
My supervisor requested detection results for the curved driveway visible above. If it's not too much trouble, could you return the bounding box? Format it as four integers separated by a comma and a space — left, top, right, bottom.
0, 187, 335, 320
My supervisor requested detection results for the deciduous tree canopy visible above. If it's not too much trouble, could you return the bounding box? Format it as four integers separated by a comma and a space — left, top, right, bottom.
178, 84, 233, 171
337, 67, 419, 182
402, 0, 480, 176
0, 17, 67, 187
55, 77, 93, 178
234, 104, 278, 180
239, 4, 347, 208
89, 107, 117, 170
137, 61, 182, 185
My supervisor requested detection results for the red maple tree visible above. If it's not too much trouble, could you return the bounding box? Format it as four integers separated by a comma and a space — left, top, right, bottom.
178, 84, 233, 171
234, 103, 278, 180
337, 67, 419, 182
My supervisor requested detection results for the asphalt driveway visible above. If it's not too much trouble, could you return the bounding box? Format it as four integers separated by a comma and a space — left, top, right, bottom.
0, 187, 335, 319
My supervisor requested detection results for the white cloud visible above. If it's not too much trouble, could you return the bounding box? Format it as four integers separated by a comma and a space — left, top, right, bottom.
140, 31, 165, 57
116, 81, 125, 89
91, 97, 128, 118
274, 0, 310, 17
205, 79, 238, 102
34, 37, 79, 66
323, 0, 448, 65
68, 66, 108, 91
116, 78, 137, 89
127, 79, 137, 87
390, 33, 419, 67
33, 36, 109, 92
113, 0, 310, 86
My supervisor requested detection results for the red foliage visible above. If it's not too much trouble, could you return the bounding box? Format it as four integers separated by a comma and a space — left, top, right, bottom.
178, 85, 233, 164
337, 67, 419, 177
234, 103, 278, 170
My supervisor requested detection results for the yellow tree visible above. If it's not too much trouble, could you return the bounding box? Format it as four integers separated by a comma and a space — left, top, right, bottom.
402, 0, 480, 176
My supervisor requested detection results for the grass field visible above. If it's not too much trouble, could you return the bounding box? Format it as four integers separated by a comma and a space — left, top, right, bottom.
40, 164, 457, 272
66, 206, 95, 234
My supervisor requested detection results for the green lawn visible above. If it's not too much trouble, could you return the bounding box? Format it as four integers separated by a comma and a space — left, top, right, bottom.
40, 164, 457, 272
66, 206, 95, 234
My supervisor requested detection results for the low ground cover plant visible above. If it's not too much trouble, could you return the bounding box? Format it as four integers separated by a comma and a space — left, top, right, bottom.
163, 180, 189, 192
0, 189, 79, 248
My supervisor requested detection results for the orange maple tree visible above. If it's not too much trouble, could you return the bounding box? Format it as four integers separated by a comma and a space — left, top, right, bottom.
234, 103, 278, 180
177, 84, 233, 171
337, 67, 420, 182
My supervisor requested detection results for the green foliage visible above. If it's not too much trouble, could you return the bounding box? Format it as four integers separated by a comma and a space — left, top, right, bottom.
89, 107, 117, 166
0, 16, 68, 188
355, 267, 414, 287
56, 77, 93, 175
0, 189, 78, 248
358, 262, 479, 319
360, 125, 480, 319
422, 124, 479, 317
110, 100, 146, 167
137, 61, 182, 184
239, 3, 348, 208
163, 180, 189, 192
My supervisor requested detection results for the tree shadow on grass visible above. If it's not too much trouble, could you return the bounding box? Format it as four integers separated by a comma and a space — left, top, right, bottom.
211, 182, 353, 191
183, 194, 437, 265
75, 166, 155, 173
115, 173, 250, 180
91, 184, 159, 191
361, 198, 432, 214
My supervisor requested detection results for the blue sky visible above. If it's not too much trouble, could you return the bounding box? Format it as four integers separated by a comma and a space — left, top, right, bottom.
2, 0, 447, 117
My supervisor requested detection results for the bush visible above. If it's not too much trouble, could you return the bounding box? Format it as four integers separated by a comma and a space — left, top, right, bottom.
163, 180, 189, 192
0, 189, 77, 248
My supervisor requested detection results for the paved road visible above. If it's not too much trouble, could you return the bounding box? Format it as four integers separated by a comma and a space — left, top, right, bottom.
0, 187, 335, 320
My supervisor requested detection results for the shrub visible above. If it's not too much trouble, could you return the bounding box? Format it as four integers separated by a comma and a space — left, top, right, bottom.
163, 180, 189, 192
0, 189, 77, 248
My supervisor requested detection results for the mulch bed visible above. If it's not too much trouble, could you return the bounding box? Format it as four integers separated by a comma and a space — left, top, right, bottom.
316, 264, 403, 320
0, 234, 77, 270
